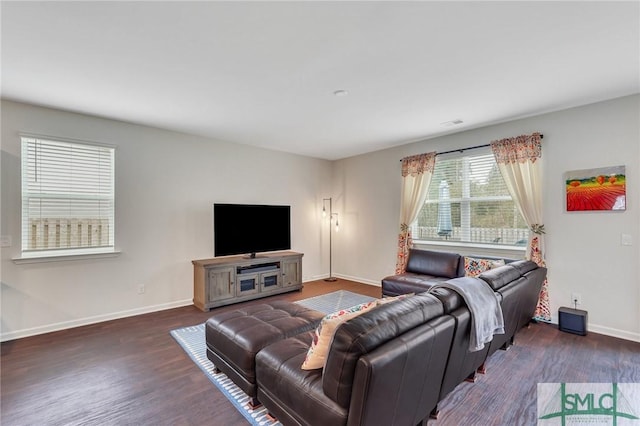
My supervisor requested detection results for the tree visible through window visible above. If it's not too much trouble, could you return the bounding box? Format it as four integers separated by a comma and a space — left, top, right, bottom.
412, 150, 528, 246
21, 136, 115, 255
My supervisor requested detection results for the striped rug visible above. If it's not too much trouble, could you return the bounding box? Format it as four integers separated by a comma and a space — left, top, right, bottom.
170, 290, 376, 426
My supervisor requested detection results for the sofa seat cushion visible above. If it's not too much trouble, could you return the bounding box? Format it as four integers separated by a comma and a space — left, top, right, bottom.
256, 332, 348, 426
205, 301, 324, 396
381, 273, 449, 296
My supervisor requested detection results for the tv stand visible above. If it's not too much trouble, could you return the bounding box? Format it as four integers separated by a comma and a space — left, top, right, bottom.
192, 251, 303, 311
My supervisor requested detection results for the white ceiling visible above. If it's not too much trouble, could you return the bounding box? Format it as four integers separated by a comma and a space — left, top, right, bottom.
2, 2, 639, 160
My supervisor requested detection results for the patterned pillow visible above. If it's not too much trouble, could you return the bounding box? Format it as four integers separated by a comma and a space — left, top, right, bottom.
464, 257, 505, 277
301, 301, 377, 370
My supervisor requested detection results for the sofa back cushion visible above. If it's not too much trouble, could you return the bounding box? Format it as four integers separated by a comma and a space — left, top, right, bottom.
478, 264, 525, 291
508, 259, 539, 275
428, 287, 465, 313
322, 293, 445, 408
406, 249, 461, 278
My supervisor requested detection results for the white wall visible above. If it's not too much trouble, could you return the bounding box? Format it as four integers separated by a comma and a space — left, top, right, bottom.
0, 100, 333, 341
333, 95, 640, 342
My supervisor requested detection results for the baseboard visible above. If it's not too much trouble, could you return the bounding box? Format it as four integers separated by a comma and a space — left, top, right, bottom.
305, 273, 380, 287
304, 274, 331, 282
548, 314, 639, 343
333, 273, 381, 287
586, 323, 640, 343
0, 299, 193, 342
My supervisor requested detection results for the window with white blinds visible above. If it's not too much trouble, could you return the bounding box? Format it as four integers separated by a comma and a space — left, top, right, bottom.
412, 149, 528, 246
21, 136, 115, 255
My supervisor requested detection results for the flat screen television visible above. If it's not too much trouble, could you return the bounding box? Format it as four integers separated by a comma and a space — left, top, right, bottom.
213, 203, 291, 258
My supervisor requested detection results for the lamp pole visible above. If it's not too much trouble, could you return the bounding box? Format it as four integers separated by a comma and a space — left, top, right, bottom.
323, 198, 338, 282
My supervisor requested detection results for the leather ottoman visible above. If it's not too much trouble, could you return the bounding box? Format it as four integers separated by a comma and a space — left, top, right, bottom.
205, 301, 324, 407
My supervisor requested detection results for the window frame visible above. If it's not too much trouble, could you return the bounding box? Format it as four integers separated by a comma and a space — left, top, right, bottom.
16, 133, 118, 262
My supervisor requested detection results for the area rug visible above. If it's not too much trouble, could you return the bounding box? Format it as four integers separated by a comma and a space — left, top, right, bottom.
170, 290, 376, 426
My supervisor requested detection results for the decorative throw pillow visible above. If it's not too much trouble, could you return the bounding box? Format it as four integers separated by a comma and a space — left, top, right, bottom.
301, 301, 377, 370
492, 259, 506, 268
464, 257, 505, 277
376, 293, 414, 306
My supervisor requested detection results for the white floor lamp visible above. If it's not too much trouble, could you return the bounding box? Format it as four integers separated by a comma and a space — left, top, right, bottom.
322, 197, 339, 282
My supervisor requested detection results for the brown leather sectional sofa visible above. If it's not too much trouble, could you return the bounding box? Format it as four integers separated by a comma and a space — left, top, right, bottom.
256, 293, 455, 425
382, 248, 546, 417
205, 248, 547, 426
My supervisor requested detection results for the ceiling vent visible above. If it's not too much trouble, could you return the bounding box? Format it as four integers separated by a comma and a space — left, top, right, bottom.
440, 119, 464, 127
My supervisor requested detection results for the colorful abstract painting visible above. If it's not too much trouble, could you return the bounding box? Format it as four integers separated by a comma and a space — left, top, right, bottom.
565, 165, 626, 211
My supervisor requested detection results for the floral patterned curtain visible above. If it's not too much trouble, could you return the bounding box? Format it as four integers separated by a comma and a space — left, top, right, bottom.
395, 152, 436, 274
491, 132, 550, 321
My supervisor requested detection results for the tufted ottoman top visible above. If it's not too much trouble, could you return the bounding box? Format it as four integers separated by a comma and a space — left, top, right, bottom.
205, 301, 324, 388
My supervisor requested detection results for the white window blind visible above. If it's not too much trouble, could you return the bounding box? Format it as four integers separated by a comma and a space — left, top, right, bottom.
413, 149, 528, 246
21, 136, 115, 255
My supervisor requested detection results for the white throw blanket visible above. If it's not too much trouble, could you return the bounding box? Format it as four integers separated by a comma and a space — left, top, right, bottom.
428, 277, 505, 352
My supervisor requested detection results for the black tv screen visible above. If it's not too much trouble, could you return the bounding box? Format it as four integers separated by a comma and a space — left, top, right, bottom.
214, 204, 291, 257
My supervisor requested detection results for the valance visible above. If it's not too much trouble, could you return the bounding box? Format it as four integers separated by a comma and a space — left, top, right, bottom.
400, 152, 436, 177
491, 132, 542, 164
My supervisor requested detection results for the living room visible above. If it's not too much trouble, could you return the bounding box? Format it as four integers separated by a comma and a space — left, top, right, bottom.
1, 1, 639, 425
5, 94, 638, 342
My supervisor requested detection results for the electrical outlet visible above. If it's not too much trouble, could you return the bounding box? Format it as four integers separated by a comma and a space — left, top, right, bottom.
137, 284, 145, 294
0, 236, 12, 247
571, 293, 582, 307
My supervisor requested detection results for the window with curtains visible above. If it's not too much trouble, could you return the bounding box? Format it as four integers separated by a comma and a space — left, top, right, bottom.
412, 149, 528, 246
21, 136, 115, 256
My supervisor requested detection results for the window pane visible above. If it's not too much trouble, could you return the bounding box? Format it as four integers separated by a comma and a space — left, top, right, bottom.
21, 136, 115, 253
414, 150, 528, 246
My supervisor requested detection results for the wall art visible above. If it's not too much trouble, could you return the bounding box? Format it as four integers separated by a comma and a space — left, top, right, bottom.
565, 165, 626, 211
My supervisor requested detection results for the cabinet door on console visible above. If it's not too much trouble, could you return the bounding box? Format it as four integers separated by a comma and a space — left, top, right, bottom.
237, 272, 261, 296
282, 259, 301, 288
208, 267, 235, 302
260, 270, 281, 292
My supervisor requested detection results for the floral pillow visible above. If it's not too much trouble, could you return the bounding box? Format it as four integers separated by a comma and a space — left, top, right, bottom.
464, 257, 505, 277
301, 301, 377, 370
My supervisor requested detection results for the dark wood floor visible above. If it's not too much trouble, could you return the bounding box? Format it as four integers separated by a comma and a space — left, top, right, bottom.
2, 280, 639, 426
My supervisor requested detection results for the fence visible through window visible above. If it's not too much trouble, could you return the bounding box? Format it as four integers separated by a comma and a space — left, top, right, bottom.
28, 218, 111, 250
413, 224, 529, 246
